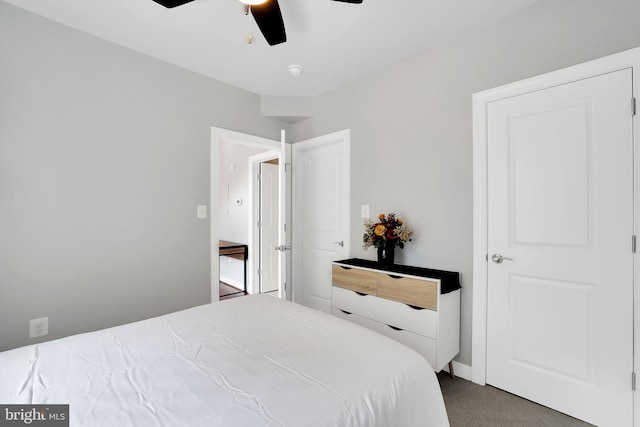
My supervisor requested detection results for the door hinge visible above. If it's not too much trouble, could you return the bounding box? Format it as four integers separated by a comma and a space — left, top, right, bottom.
285, 162, 291, 172
257, 269, 261, 276
257, 221, 261, 228
632, 98, 637, 116
633, 372, 636, 391
257, 173, 262, 181
633, 235, 637, 253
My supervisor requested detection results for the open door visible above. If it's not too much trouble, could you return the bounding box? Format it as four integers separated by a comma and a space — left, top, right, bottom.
278, 130, 292, 301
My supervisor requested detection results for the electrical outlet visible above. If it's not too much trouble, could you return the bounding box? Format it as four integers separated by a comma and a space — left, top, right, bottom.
30, 317, 48, 338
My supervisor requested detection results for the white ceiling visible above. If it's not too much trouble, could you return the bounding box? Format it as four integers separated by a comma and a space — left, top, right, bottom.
4, 0, 541, 96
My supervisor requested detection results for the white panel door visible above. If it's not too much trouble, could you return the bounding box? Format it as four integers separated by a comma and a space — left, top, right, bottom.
292, 131, 350, 312
259, 162, 279, 294
486, 69, 634, 426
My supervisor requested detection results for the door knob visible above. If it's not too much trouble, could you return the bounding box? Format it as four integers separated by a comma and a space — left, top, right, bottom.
491, 253, 513, 264
332, 241, 344, 247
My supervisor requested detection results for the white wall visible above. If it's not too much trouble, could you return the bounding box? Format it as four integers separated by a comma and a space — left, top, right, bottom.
290, 0, 640, 366
218, 141, 266, 244
0, 2, 289, 351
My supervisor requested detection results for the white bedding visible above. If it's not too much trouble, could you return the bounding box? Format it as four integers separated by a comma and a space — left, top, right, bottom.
0, 295, 449, 426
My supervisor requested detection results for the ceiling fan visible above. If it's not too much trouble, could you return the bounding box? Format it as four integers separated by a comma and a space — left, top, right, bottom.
151, 0, 363, 46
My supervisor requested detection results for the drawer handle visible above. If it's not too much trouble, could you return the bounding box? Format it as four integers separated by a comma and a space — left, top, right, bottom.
387, 274, 403, 279
406, 304, 425, 311
340, 266, 353, 270
354, 291, 368, 296
339, 309, 352, 315
387, 325, 404, 331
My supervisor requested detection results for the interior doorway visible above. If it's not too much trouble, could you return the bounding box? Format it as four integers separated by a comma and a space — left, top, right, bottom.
210, 127, 283, 302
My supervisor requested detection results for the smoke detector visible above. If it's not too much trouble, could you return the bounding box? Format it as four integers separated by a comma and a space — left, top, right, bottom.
288, 64, 303, 77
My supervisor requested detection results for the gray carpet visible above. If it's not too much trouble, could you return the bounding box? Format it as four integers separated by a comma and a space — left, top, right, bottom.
437, 372, 594, 427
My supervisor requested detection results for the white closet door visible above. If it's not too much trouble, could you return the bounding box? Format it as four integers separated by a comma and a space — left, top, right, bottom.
292, 131, 350, 312
486, 69, 634, 426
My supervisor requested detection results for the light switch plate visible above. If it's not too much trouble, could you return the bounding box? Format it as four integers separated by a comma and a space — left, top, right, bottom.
361, 204, 370, 218
197, 205, 207, 219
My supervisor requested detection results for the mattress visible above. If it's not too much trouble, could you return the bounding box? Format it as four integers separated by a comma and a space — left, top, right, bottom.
0, 295, 449, 426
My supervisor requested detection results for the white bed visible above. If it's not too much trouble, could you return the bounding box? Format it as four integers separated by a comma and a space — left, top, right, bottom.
0, 295, 449, 426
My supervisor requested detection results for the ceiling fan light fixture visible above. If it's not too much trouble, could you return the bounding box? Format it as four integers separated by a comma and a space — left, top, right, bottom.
238, 0, 268, 5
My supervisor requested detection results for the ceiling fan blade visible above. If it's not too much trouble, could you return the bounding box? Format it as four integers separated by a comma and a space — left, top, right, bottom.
151, 0, 195, 8
332, 0, 364, 3
250, 0, 287, 46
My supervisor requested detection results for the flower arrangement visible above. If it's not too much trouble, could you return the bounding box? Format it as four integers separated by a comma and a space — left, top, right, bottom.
362, 213, 413, 251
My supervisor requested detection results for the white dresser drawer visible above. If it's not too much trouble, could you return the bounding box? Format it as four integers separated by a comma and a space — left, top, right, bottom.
332, 286, 438, 338
332, 308, 437, 369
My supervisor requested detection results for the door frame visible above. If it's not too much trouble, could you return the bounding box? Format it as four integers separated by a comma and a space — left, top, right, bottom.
210, 127, 281, 302
472, 47, 640, 394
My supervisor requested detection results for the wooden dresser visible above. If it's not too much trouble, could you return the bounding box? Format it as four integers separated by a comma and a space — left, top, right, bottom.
331, 258, 461, 373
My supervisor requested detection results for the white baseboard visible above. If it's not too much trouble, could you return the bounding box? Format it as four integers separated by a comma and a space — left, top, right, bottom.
440, 361, 472, 381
